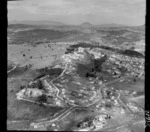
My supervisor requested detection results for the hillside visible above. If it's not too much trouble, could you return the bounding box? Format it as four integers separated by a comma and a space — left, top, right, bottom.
9, 28, 81, 44
80, 22, 93, 28
9, 20, 66, 26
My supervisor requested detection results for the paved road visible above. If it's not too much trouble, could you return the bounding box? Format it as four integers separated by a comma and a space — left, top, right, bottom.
31, 73, 134, 129
15, 58, 134, 129
9, 49, 145, 130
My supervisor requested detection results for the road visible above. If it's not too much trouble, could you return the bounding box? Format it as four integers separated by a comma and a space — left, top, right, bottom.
117, 93, 132, 113
49, 60, 69, 101
104, 76, 133, 113
7, 65, 17, 74
30, 72, 134, 129
14, 58, 136, 129
30, 106, 74, 128
87, 75, 133, 107
31, 105, 91, 128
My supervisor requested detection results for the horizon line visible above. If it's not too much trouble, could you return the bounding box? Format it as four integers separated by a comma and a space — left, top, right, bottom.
8, 20, 145, 27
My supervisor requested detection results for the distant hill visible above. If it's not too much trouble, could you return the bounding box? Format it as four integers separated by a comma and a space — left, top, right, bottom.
80, 22, 93, 28
129, 24, 145, 31
11, 29, 68, 42
9, 28, 81, 44
8, 24, 38, 29
48, 25, 83, 32
97, 23, 127, 28
9, 20, 66, 26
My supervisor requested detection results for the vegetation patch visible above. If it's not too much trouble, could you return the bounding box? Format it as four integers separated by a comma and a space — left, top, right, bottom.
36, 67, 63, 78
76, 55, 108, 78
8, 66, 30, 77
65, 42, 100, 54
10, 29, 79, 44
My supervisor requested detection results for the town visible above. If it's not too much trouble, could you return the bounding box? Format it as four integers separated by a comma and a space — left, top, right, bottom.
15, 43, 144, 131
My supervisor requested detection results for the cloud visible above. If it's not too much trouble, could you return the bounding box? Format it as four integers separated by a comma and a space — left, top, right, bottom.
8, 0, 145, 25
8, 0, 145, 16
24, 0, 115, 16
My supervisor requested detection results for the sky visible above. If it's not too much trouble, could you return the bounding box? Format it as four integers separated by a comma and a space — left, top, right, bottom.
8, 0, 146, 26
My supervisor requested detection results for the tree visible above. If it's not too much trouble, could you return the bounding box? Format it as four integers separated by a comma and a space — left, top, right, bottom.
37, 80, 44, 89
105, 102, 111, 108
20, 85, 25, 90
38, 94, 47, 103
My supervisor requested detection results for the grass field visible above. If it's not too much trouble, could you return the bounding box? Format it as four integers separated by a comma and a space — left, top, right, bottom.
107, 78, 144, 92
8, 43, 67, 69
7, 70, 64, 130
